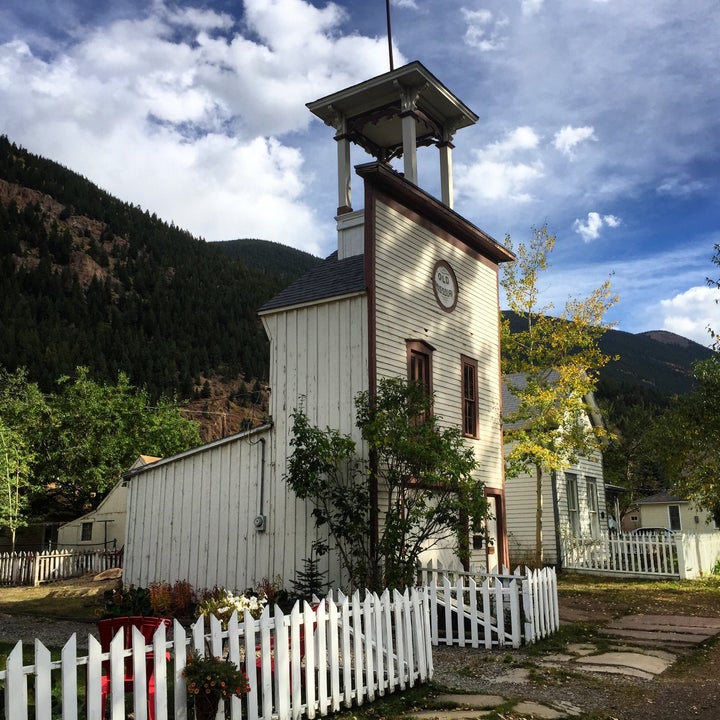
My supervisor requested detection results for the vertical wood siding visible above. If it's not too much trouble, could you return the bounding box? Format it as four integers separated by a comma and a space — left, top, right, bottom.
263, 295, 369, 588
124, 431, 273, 590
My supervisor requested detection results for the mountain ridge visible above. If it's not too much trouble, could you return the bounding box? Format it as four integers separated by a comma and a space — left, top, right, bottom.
0, 135, 711, 439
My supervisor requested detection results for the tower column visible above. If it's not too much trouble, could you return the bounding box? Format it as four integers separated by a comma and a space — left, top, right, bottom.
438, 130, 455, 208
333, 112, 352, 214
400, 86, 422, 185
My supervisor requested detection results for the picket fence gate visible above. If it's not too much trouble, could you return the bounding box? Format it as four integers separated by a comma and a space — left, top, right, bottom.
1, 586, 432, 720
0, 548, 123, 586
418, 563, 560, 648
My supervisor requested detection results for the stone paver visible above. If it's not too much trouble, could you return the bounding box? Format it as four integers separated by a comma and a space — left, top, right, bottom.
577, 650, 672, 675
431, 694, 506, 709
513, 701, 567, 718
406, 613, 720, 719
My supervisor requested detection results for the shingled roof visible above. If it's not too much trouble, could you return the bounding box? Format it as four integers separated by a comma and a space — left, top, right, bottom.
258, 251, 366, 313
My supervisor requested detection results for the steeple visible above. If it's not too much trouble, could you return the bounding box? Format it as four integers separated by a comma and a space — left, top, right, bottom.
307, 61, 477, 214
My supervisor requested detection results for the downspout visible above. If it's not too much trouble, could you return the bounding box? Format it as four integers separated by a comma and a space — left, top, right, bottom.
251, 437, 267, 532
551, 470, 563, 571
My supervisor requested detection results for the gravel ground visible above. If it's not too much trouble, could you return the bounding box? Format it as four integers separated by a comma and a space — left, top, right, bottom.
0, 613, 99, 651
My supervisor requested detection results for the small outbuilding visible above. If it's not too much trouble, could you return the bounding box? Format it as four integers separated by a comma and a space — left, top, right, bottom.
57, 455, 160, 551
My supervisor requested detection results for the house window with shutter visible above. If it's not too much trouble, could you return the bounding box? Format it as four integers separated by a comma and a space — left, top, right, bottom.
461, 355, 478, 438
566, 473, 580, 537
81, 522, 93, 541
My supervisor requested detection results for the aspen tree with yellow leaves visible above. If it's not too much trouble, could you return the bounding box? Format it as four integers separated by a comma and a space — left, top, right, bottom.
501, 225, 618, 566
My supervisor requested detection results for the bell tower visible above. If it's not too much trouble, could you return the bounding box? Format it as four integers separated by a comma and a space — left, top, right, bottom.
307, 61, 478, 215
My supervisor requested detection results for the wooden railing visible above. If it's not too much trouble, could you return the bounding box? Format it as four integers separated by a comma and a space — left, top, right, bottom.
0, 547, 123, 586
0, 586, 433, 720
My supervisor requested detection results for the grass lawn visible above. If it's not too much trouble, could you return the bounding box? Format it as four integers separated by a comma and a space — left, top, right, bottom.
0, 574, 113, 620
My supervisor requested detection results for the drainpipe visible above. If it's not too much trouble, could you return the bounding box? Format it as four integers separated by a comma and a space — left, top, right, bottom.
251, 437, 266, 532
551, 471, 563, 571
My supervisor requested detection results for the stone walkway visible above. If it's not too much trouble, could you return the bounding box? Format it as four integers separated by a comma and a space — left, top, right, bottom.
408, 614, 720, 719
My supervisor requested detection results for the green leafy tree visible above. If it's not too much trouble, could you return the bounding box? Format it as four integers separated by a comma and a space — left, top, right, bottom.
655, 356, 720, 515
501, 226, 617, 565
0, 421, 35, 550
285, 377, 487, 592
35, 367, 201, 518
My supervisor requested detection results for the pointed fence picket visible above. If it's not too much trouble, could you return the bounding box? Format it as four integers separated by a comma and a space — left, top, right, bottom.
0, 586, 432, 720
419, 562, 559, 648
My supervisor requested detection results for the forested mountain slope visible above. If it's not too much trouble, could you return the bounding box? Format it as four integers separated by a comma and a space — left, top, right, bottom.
0, 135, 320, 402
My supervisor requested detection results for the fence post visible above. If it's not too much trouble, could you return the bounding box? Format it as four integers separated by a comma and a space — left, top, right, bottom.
676, 536, 689, 580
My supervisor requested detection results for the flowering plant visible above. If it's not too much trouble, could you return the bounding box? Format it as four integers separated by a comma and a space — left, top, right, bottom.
197, 587, 268, 628
182, 651, 249, 700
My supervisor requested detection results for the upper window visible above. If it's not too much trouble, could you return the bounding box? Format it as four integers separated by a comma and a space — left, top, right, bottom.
406, 340, 434, 395
81, 522, 93, 541
461, 355, 478, 438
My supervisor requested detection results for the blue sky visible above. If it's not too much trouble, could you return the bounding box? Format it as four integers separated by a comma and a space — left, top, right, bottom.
1, 0, 718, 344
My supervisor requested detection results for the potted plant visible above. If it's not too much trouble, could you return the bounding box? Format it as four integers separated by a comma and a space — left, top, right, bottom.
182, 651, 249, 720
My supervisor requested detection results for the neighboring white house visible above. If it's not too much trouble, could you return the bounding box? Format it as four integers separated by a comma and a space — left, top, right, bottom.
122, 61, 514, 592
57, 455, 160, 551
502, 373, 613, 567
625, 492, 720, 534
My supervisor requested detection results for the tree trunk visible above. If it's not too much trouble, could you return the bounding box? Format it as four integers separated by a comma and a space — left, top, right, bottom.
535, 464, 543, 567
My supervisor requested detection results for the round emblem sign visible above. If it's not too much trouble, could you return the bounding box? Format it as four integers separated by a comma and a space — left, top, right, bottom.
432, 260, 458, 312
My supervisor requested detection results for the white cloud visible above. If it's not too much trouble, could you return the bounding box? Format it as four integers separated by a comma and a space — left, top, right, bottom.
392, 0, 419, 8
660, 286, 720, 347
657, 176, 706, 198
521, 0, 544, 17
455, 126, 543, 203
573, 212, 622, 242
553, 125, 596, 157
0, 0, 393, 246
462, 8, 508, 51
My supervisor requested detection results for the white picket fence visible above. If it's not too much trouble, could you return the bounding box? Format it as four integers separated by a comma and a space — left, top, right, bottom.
563, 531, 720, 579
563, 531, 678, 577
418, 563, 560, 648
0, 586, 432, 720
0, 548, 123, 586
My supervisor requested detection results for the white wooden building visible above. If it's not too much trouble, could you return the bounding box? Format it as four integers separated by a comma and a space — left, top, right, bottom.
57, 455, 159, 551
123, 61, 514, 592
502, 374, 613, 567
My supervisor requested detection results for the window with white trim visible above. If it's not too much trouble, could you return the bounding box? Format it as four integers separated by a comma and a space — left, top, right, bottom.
586, 477, 600, 538
566, 473, 580, 537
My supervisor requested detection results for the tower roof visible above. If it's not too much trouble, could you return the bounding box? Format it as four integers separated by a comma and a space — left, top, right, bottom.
307, 61, 477, 161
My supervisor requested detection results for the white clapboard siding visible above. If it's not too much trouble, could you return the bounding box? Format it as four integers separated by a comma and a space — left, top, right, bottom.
0, 588, 432, 720
505, 448, 607, 566
372, 201, 504, 493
